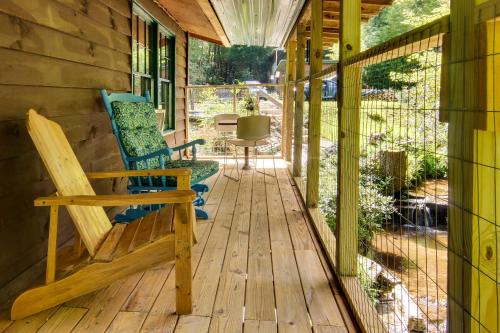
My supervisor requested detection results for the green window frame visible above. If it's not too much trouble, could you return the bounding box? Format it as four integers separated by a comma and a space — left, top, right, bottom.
132, 4, 176, 132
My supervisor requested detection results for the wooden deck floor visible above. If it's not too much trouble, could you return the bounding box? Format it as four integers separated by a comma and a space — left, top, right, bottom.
1, 159, 358, 333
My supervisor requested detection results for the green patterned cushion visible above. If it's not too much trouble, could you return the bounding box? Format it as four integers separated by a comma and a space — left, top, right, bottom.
110, 101, 219, 188
163, 160, 219, 185
111, 101, 167, 158
133, 160, 219, 187
112, 101, 158, 131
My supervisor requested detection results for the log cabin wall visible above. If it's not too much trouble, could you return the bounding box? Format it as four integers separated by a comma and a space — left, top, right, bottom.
0, 0, 188, 304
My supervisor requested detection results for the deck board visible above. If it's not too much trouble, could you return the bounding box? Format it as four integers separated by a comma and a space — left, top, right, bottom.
209, 169, 253, 333
245, 167, 276, 321
2, 159, 358, 333
37, 307, 87, 333
264, 164, 311, 333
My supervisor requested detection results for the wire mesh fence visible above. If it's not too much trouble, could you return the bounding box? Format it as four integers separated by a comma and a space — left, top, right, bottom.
356, 45, 447, 333
296, 15, 457, 333
296, 5, 500, 330
187, 84, 284, 157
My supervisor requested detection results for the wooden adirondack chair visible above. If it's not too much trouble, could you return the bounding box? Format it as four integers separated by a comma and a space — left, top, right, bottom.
11, 110, 196, 320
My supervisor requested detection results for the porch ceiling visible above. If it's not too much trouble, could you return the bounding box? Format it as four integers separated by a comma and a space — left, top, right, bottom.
210, 0, 308, 47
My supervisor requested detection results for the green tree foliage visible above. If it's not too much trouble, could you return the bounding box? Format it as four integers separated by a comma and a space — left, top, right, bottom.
189, 38, 276, 84
362, 0, 449, 48
360, 0, 449, 89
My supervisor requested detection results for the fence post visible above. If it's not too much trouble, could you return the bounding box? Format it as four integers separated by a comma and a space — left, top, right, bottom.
336, 0, 361, 276
232, 86, 236, 113
285, 41, 297, 162
293, 24, 306, 177
447, 1, 479, 331
305, 0, 322, 208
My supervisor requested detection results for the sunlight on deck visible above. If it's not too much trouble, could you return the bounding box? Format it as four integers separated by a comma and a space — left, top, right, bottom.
1, 159, 357, 333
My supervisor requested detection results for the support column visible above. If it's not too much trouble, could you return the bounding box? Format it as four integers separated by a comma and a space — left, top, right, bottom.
293, 24, 306, 177
336, 0, 361, 276
305, 0, 322, 208
283, 41, 296, 161
447, 1, 478, 331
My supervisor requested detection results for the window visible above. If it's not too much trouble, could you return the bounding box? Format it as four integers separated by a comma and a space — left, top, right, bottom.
132, 5, 176, 132
157, 29, 175, 131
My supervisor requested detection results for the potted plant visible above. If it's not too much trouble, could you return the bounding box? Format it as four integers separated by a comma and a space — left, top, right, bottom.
243, 95, 258, 115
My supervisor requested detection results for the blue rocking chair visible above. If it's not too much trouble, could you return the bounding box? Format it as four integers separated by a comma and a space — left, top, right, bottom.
100, 89, 219, 221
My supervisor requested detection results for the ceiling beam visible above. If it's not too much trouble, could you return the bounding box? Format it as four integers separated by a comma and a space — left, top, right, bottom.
289, 0, 393, 47
323, 0, 391, 12
194, 0, 230, 46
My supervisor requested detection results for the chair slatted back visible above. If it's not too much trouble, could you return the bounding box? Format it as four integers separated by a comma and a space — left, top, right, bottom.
26, 110, 112, 256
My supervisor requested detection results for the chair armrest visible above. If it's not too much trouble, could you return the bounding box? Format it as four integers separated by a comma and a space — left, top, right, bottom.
34, 190, 196, 207
171, 139, 205, 160
86, 168, 191, 179
171, 139, 206, 152
126, 147, 174, 162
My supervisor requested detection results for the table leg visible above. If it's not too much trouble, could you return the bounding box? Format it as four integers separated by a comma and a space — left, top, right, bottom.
243, 147, 252, 170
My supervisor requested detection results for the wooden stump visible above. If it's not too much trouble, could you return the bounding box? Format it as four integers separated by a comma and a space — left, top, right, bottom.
379, 150, 407, 193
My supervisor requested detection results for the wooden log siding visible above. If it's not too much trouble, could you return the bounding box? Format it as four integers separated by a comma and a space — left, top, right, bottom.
0, 0, 189, 302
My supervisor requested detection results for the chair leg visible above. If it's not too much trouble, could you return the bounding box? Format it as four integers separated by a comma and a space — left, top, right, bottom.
224, 145, 240, 181
255, 145, 275, 177
174, 202, 193, 314
223, 141, 239, 181
195, 208, 209, 220
234, 146, 240, 180
254, 147, 258, 173
223, 137, 228, 177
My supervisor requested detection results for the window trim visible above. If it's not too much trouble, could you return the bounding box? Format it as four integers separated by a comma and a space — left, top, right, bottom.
132, 3, 176, 134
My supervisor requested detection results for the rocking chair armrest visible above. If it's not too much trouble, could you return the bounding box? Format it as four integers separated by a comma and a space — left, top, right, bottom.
126, 148, 175, 162
171, 139, 206, 152
34, 190, 196, 207
86, 168, 192, 179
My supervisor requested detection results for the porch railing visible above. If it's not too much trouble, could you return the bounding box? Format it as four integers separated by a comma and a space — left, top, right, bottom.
287, 1, 500, 332
186, 83, 284, 157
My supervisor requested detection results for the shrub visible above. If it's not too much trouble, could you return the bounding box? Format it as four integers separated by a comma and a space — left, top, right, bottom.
406, 150, 447, 186
368, 112, 385, 122
358, 259, 382, 304
319, 152, 395, 254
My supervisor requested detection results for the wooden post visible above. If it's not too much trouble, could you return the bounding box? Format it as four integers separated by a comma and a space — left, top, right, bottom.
177, 174, 197, 244
285, 41, 297, 162
336, 0, 361, 276
293, 24, 306, 177
174, 202, 193, 314
46, 206, 59, 284
232, 86, 237, 113
185, 31, 190, 158
305, 0, 322, 208
447, 1, 487, 331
